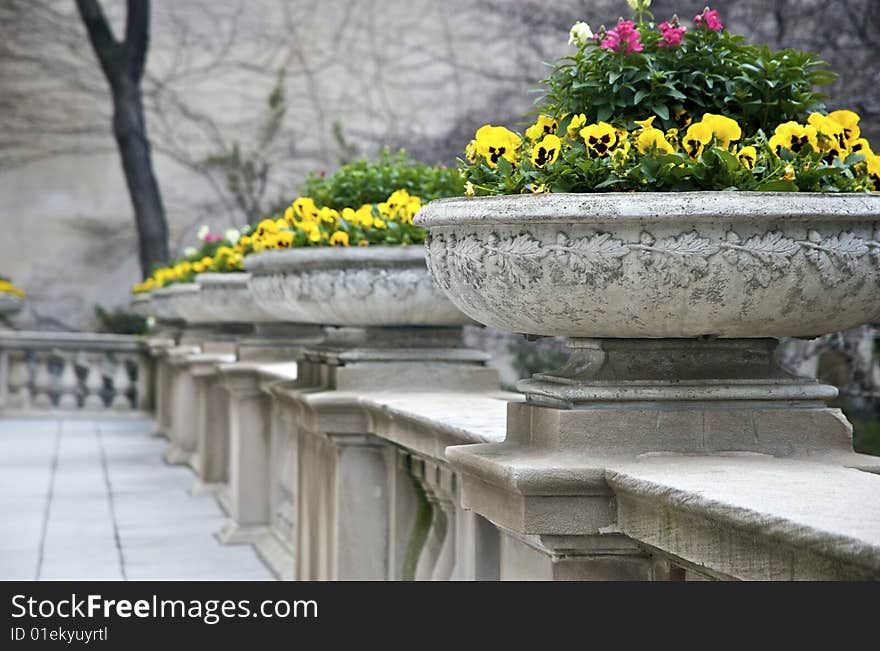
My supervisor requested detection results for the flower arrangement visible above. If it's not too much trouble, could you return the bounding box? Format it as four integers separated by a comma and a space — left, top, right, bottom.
131, 226, 248, 293
0, 276, 25, 299
132, 150, 459, 294
460, 2, 879, 195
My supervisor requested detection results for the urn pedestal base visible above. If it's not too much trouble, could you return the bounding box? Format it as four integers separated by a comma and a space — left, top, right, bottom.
257, 324, 501, 580
447, 337, 880, 579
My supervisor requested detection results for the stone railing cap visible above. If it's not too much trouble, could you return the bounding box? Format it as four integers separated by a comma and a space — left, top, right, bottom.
415, 192, 880, 227
245, 245, 427, 274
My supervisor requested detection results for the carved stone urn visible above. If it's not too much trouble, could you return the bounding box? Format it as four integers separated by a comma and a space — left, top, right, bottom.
245, 246, 471, 327
415, 192, 880, 538
244, 246, 495, 388
0, 293, 24, 321
150, 285, 187, 323
194, 272, 275, 324
130, 293, 152, 319
159, 282, 213, 325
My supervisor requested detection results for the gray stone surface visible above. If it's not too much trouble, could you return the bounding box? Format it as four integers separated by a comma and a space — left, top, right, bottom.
416, 192, 880, 338
245, 246, 472, 326
194, 272, 276, 324
608, 455, 880, 580
0, 416, 273, 580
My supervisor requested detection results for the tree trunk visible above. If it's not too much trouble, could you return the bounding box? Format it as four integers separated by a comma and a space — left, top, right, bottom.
75, 0, 169, 279
112, 77, 169, 276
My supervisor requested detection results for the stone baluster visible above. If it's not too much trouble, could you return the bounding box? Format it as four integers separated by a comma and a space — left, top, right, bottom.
31, 354, 53, 409
82, 353, 106, 410
412, 459, 446, 581
110, 356, 132, 410
5, 351, 32, 411
56, 352, 79, 410
389, 451, 427, 581
134, 353, 150, 411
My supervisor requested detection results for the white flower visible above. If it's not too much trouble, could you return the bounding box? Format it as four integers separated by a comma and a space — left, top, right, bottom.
627, 0, 651, 9
224, 228, 241, 245
196, 225, 210, 241
183, 246, 197, 258
568, 21, 593, 48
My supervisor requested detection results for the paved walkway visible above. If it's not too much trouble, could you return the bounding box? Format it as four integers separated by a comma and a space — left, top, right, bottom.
0, 416, 274, 580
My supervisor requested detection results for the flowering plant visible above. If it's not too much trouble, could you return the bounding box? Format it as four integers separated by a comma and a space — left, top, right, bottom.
544, 3, 831, 133
460, 4, 879, 195
302, 148, 463, 210
245, 188, 426, 253
132, 227, 248, 293
0, 276, 25, 299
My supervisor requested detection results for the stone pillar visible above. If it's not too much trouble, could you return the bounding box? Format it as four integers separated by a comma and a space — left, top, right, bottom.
446, 338, 880, 580
148, 338, 177, 438
274, 325, 500, 581
215, 362, 279, 548
191, 354, 236, 491
163, 345, 201, 466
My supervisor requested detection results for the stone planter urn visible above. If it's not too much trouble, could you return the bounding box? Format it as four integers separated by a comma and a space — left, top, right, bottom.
244, 245, 494, 386
130, 293, 152, 318
245, 246, 471, 327
155, 282, 212, 325
150, 285, 187, 323
0, 293, 24, 321
415, 192, 880, 538
194, 272, 276, 324
418, 192, 880, 403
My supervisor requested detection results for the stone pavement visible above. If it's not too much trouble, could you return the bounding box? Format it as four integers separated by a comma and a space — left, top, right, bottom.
0, 416, 274, 580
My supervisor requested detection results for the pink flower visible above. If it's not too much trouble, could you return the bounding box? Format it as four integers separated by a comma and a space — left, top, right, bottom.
658, 20, 686, 48
204, 233, 224, 243
694, 7, 723, 31
600, 20, 643, 54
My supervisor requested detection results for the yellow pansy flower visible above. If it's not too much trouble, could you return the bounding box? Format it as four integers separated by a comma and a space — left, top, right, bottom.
782, 164, 796, 181
472, 124, 521, 167
674, 107, 692, 129
525, 115, 559, 140
768, 122, 818, 156
255, 218, 279, 238
530, 134, 561, 168
850, 138, 873, 156
808, 113, 848, 159
580, 122, 619, 156
329, 231, 350, 247
700, 114, 742, 149
293, 197, 320, 221
465, 140, 477, 163
737, 146, 757, 170
635, 118, 674, 155
827, 110, 861, 145
682, 122, 713, 158
566, 114, 587, 139
865, 152, 880, 183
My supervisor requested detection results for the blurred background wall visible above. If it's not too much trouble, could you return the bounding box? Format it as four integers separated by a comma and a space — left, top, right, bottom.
0, 0, 877, 331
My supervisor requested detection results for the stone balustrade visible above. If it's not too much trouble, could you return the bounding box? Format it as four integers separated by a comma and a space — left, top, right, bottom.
0, 331, 151, 414
145, 319, 880, 581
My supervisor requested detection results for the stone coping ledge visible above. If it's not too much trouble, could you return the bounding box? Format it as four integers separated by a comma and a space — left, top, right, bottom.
415, 192, 880, 227
245, 245, 427, 274
608, 455, 880, 575
0, 330, 149, 352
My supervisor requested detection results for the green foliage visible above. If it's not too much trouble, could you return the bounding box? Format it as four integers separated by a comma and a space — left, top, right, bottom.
95, 305, 148, 335
541, 20, 833, 133
302, 148, 464, 210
